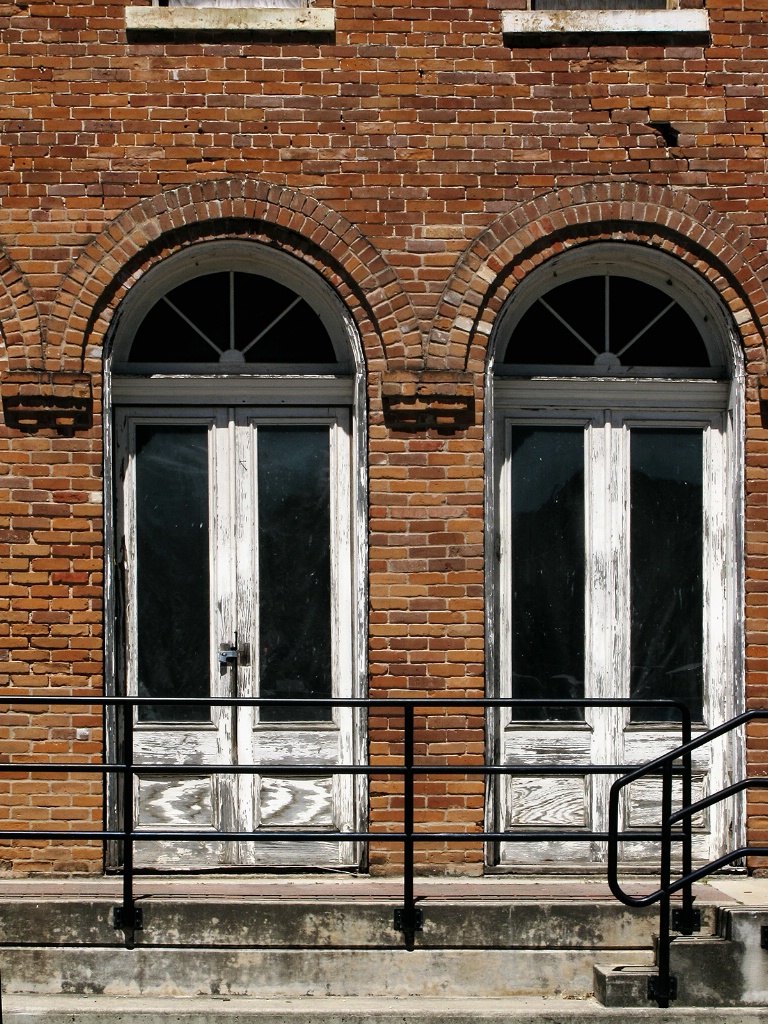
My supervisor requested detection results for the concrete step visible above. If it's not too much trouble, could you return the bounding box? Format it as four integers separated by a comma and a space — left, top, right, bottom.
595, 908, 768, 1007
0, 879, 741, 1008
0, 897, 683, 949
0, 892, 668, 1001
0, 945, 655, 999
4, 995, 768, 1024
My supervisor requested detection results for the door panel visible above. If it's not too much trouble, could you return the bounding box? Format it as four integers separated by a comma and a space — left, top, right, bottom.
118, 407, 359, 870
619, 422, 716, 863
498, 419, 605, 866
120, 412, 236, 869
235, 412, 357, 866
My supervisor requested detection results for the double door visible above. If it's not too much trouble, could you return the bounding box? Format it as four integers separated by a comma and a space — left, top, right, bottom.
116, 406, 359, 869
494, 403, 737, 867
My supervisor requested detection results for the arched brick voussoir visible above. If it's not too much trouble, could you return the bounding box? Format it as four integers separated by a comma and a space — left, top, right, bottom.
429, 183, 768, 374
44, 179, 423, 374
0, 250, 43, 371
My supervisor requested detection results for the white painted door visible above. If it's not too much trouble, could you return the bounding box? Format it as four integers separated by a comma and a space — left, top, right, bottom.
117, 406, 359, 870
494, 404, 735, 868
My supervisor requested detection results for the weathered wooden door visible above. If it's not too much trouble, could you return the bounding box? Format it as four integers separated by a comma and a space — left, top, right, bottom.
117, 405, 359, 869
491, 252, 742, 871
494, 406, 736, 869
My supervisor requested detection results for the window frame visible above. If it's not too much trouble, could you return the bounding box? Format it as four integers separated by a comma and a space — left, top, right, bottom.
491, 382, 739, 867
494, 391, 729, 731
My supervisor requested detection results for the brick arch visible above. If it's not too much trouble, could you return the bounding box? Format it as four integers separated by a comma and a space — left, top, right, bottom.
0, 249, 43, 370
44, 179, 423, 373
430, 183, 768, 373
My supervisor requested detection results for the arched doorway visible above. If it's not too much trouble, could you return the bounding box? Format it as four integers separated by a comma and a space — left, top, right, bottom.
106, 240, 366, 870
487, 242, 744, 870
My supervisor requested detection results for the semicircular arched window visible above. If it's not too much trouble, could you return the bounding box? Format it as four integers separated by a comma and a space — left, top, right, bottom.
110, 240, 352, 375
502, 272, 711, 370
490, 243, 741, 873
128, 270, 338, 366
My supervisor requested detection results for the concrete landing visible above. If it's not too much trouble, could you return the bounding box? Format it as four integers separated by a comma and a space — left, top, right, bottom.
0, 874, 746, 902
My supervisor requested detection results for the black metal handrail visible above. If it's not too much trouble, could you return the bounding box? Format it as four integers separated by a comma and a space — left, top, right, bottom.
0, 694, 692, 955
608, 708, 768, 1008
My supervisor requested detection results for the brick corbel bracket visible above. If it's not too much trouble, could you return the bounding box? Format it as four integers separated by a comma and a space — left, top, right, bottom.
1, 371, 93, 435
381, 372, 475, 434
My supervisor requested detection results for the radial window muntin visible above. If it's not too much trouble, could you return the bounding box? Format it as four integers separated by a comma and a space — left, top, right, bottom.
109, 240, 356, 375
494, 243, 731, 377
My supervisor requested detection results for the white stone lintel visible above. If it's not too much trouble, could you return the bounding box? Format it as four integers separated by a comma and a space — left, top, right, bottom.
501, 8, 709, 36
126, 6, 335, 33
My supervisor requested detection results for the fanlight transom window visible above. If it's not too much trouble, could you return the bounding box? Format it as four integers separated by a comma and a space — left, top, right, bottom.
504, 274, 708, 370
496, 249, 728, 376
110, 241, 353, 375
129, 270, 337, 366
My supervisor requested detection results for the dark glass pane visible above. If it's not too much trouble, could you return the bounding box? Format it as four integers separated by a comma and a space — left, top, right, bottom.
609, 276, 673, 355
542, 277, 604, 356
237, 274, 336, 364
135, 425, 211, 722
511, 427, 585, 721
128, 271, 337, 365
130, 295, 220, 364
630, 430, 703, 723
504, 298, 595, 366
258, 427, 332, 722
617, 299, 710, 368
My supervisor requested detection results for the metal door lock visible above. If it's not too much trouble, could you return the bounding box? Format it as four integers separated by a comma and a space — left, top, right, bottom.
219, 647, 238, 668
218, 642, 250, 671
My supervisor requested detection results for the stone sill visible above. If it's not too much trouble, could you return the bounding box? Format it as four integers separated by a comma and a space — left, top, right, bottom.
502, 8, 709, 37
126, 6, 335, 33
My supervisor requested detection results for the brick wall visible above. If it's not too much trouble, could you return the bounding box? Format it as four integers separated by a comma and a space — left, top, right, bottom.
0, 0, 766, 874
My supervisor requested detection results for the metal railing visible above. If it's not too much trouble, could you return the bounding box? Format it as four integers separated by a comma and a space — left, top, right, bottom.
0, 694, 693, 958
608, 708, 768, 1008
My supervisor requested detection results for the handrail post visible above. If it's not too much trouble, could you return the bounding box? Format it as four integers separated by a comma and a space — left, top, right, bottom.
114, 700, 140, 948
397, 704, 419, 950
649, 758, 676, 1007
679, 707, 696, 933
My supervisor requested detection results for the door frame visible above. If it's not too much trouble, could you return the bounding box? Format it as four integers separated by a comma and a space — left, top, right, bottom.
102, 242, 368, 872
483, 244, 746, 872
